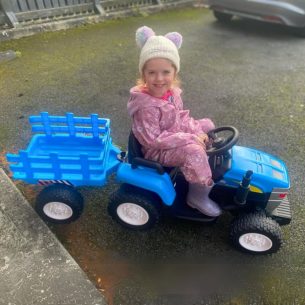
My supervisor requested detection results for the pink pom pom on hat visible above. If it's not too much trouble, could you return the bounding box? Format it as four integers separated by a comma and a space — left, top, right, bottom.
135, 26, 183, 74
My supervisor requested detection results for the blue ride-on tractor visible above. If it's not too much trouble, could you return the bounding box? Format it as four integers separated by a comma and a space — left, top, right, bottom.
6, 112, 291, 255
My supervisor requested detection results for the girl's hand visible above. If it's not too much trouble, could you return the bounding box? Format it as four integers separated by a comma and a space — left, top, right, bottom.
196, 133, 210, 149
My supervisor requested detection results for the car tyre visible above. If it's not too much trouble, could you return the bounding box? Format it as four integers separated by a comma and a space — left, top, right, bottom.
230, 212, 283, 254
293, 26, 305, 38
35, 184, 84, 224
213, 10, 233, 23
108, 184, 161, 230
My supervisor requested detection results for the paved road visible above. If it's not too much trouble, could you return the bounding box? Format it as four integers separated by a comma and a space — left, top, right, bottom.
1, 6, 305, 305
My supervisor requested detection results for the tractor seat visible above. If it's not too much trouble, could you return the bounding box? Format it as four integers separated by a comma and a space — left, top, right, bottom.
128, 131, 176, 176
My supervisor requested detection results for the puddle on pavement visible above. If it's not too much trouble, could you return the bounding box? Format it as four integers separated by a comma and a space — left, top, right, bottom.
51, 221, 130, 305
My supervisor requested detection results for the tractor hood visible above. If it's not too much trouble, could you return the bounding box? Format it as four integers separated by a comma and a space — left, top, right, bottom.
222, 146, 290, 193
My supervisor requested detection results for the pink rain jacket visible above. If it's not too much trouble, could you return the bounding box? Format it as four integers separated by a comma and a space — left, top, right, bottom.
127, 86, 215, 185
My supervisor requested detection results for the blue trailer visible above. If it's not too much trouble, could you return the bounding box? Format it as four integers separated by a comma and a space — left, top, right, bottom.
6, 112, 292, 254
6, 112, 121, 186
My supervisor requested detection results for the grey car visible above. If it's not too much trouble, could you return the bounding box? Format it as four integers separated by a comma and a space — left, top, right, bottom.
208, 0, 305, 35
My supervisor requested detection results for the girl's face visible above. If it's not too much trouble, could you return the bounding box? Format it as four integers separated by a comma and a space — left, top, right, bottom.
142, 58, 176, 98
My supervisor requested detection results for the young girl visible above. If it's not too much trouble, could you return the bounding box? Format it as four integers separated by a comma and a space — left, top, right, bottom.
127, 26, 221, 217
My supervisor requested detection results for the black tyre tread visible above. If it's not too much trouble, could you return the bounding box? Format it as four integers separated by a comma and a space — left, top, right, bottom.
108, 184, 161, 230
294, 27, 305, 38
35, 184, 84, 224
230, 212, 283, 254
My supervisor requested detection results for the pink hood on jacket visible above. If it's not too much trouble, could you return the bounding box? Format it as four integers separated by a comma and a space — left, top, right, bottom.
127, 86, 183, 116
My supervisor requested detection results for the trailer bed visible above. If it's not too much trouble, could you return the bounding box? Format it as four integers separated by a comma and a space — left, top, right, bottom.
28, 135, 105, 158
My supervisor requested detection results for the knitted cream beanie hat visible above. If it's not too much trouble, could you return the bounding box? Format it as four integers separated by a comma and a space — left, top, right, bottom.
136, 26, 183, 74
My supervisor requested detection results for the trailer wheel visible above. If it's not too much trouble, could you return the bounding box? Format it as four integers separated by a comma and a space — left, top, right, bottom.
35, 184, 84, 224
230, 212, 283, 254
108, 184, 161, 230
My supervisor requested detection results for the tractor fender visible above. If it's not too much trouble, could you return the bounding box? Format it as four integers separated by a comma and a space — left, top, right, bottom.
115, 163, 176, 206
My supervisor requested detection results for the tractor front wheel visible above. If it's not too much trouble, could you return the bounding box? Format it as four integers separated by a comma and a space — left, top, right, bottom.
230, 212, 283, 254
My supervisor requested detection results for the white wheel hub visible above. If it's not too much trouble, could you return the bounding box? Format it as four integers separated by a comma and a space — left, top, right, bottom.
117, 203, 149, 226
43, 202, 73, 220
239, 233, 273, 252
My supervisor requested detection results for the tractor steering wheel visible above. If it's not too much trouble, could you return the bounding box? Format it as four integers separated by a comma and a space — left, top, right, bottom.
206, 126, 239, 156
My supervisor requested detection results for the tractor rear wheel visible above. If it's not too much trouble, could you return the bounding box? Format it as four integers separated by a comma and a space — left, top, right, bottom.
108, 184, 161, 230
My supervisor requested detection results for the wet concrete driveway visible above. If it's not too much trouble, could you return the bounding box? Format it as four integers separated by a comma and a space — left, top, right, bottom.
1, 6, 305, 305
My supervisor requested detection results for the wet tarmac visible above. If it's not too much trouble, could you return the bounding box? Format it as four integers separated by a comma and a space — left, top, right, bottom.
1, 6, 305, 305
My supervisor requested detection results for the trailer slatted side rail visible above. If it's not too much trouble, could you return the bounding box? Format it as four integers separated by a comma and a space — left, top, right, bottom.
29, 112, 110, 138
6, 152, 109, 185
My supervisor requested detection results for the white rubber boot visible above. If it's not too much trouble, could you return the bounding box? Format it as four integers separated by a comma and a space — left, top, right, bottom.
187, 183, 222, 217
